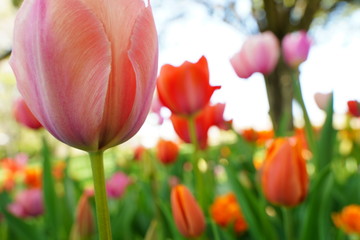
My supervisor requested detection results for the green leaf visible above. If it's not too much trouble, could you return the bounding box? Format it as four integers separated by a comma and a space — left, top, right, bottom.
316, 93, 335, 171
41, 136, 59, 240
225, 163, 277, 240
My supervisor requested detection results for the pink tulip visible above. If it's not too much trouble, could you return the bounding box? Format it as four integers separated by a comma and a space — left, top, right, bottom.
282, 31, 311, 68
231, 31, 280, 78
106, 172, 131, 199
13, 97, 42, 130
314, 92, 332, 111
7, 188, 43, 218
10, 0, 158, 151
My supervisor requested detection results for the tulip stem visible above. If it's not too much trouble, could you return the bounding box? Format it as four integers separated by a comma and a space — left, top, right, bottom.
283, 207, 294, 240
188, 116, 205, 211
89, 151, 112, 240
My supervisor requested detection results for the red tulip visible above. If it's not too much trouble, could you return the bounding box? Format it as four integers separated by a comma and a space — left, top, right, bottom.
347, 100, 360, 117
231, 31, 280, 78
261, 137, 308, 207
156, 139, 179, 165
71, 191, 95, 239
13, 97, 42, 130
157, 56, 220, 116
10, 0, 158, 151
282, 30, 311, 68
171, 185, 205, 238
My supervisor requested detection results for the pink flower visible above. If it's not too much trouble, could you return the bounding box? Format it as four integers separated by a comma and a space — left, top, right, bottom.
314, 92, 332, 111
7, 189, 43, 218
231, 31, 280, 78
106, 172, 131, 199
282, 31, 311, 68
13, 97, 42, 130
10, 0, 158, 151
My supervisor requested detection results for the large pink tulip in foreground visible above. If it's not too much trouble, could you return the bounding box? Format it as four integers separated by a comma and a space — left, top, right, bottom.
10, 0, 158, 239
10, 0, 158, 152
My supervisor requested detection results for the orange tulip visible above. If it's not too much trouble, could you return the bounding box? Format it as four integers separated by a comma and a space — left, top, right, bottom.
332, 205, 360, 235
261, 137, 308, 207
156, 139, 179, 165
24, 167, 42, 189
71, 191, 95, 239
157, 56, 220, 116
210, 193, 248, 233
171, 185, 205, 238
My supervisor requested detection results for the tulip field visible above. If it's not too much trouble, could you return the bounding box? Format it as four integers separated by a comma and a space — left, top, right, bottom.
1, 0, 360, 240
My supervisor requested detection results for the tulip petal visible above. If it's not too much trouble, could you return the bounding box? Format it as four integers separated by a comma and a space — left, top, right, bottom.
10, 0, 111, 150
82, 0, 158, 149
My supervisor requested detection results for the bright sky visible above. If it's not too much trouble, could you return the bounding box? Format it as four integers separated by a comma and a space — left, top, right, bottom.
1, 0, 360, 148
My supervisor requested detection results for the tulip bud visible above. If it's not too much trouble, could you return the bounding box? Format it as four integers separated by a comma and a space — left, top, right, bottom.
71, 191, 95, 239
13, 97, 42, 130
106, 172, 131, 199
157, 56, 220, 116
156, 139, 179, 165
10, 0, 158, 151
7, 188, 43, 218
171, 185, 205, 238
231, 31, 280, 78
314, 92, 332, 111
332, 205, 360, 235
261, 137, 308, 207
282, 30, 311, 68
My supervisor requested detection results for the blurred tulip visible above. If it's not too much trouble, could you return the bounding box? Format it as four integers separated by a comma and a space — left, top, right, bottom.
10, 0, 158, 151
24, 167, 42, 189
209, 103, 232, 130
134, 145, 147, 161
282, 30, 311, 68
261, 137, 308, 207
332, 205, 360, 235
171, 185, 205, 238
52, 160, 66, 180
231, 31, 280, 78
13, 97, 42, 130
7, 188, 43, 218
71, 191, 95, 239
157, 56, 220, 116
314, 92, 332, 111
156, 139, 179, 165
347, 100, 360, 117
106, 172, 131, 199
211, 193, 248, 233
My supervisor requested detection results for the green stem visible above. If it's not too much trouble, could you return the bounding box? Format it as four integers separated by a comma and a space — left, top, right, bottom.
292, 71, 317, 157
89, 151, 112, 240
187, 116, 205, 210
283, 207, 294, 240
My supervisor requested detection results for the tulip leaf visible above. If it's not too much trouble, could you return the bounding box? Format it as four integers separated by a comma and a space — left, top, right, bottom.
225, 162, 277, 240
316, 93, 335, 171
299, 166, 331, 240
318, 173, 335, 240
41, 136, 59, 240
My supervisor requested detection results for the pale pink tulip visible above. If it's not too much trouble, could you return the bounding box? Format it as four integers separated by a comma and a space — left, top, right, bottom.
13, 97, 42, 130
10, 0, 158, 151
282, 31, 311, 68
231, 31, 280, 78
314, 92, 332, 111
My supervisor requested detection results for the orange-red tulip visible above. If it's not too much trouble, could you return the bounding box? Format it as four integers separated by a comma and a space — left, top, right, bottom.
10, 0, 158, 151
261, 137, 308, 207
347, 100, 360, 117
71, 191, 95, 239
332, 205, 360, 235
157, 56, 220, 116
156, 139, 179, 165
171, 185, 205, 238
13, 98, 42, 130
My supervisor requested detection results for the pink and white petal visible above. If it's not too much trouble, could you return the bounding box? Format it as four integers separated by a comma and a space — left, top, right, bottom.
103, 4, 159, 148
10, 0, 111, 150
